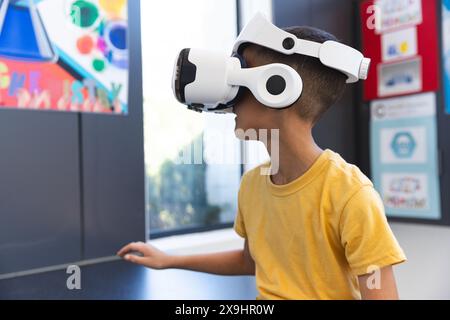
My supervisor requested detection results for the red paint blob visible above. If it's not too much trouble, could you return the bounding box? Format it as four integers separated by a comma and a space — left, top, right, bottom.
77, 35, 95, 54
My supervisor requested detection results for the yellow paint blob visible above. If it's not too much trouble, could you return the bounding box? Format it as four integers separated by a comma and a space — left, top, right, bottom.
99, 0, 126, 15
400, 41, 409, 54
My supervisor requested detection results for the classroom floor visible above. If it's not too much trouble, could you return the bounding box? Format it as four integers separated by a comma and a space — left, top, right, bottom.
0, 260, 257, 300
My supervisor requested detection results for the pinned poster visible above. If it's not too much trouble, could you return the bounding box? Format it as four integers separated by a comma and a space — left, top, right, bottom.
370, 92, 441, 219
378, 57, 422, 97
381, 26, 418, 62
374, 0, 422, 33
442, 0, 450, 114
0, 0, 128, 114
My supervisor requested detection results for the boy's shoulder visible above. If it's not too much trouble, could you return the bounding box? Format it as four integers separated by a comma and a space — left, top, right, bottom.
318, 150, 381, 214
242, 150, 372, 187
325, 149, 373, 188
240, 150, 375, 203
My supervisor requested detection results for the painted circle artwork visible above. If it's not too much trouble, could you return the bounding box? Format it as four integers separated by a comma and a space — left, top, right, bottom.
98, 0, 126, 16
77, 35, 94, 54
70, 0, 100, 28
108, 23, 126, 50
92, 58, 105, 72
104, 20, 128, 69
68, 0, 128, 72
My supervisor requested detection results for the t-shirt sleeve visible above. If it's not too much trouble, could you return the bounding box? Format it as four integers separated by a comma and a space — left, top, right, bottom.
233, 175, 247, 238
340, 185, 407, 276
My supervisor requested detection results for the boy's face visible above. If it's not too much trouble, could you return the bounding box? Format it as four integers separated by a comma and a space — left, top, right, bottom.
232, 48, 284, 136
233, 88, 269, 132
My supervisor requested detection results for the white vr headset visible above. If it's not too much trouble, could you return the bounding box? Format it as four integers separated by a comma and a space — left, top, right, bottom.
172, 12, 371, 113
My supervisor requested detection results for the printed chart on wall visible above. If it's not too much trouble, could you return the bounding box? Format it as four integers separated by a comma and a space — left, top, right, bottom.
0, 0, 128, 114
370, 92, 441, 220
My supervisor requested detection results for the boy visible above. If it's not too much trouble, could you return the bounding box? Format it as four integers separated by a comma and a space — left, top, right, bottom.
118, 25, 406, 300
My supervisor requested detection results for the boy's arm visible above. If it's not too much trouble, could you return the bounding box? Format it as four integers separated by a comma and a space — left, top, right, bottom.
117, 240, 255, 276
358, 265, 399, 300
340, 185, 406, 299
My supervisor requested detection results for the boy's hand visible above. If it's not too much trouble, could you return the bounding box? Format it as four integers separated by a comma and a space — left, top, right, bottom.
118, 240, 254, 276
117, 242, 171, 269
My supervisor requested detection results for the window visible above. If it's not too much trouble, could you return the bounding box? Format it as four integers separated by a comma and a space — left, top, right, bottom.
141, 0, 242, 238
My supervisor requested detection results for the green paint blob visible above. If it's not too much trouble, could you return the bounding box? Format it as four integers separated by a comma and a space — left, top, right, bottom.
70, 0, 99, 28
93, 59, 106, 72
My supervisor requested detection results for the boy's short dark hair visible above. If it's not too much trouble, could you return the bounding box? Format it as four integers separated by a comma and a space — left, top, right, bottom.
243, 26, 347, 124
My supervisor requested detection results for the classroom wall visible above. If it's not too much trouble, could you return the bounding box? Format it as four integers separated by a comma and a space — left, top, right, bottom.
390, 223, 450, 299
0, 0, 145, 275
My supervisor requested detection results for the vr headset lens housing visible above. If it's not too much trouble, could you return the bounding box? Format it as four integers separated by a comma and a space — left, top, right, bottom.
172, 48, 245, 113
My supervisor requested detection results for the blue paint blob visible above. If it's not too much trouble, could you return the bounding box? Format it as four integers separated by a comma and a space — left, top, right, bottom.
109, 25, 127, 50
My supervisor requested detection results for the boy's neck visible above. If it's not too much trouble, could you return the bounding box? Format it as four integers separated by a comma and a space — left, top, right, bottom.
265, 118, 323, 186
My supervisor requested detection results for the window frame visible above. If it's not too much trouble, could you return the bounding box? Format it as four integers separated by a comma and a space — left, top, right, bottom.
147, 0, 244, 240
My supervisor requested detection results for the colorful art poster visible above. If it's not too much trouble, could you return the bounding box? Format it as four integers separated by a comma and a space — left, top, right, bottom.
442, 0, 450, 114
0, 0, 128, 114
370, 92, 441, 219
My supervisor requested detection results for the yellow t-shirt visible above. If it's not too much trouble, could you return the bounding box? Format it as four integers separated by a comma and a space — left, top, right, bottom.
234, 149, 406, 300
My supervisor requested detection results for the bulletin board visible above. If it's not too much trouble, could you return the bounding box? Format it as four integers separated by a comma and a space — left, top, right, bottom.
360, 0, 445, 223
0, 0, 128, 114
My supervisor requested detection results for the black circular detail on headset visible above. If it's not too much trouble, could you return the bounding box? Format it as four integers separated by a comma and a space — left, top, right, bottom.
282, 37, 295, 50
266, 75, 286, 96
